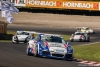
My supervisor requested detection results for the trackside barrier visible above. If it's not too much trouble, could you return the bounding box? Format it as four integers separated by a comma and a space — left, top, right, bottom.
26, 1, 100, 11
4, 0, 100, 11
0, 21, 7, 34
2, 0, 100, 16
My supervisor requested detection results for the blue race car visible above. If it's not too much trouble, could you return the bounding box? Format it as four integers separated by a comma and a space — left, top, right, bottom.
26, 33, 74, 60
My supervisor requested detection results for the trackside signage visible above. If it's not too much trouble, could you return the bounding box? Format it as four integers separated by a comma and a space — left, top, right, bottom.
26, 0, 99, 11
26, 0, 57, 8
11, 0, 26, 6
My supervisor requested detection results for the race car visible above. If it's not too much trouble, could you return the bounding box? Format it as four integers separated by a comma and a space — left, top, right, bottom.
70, 31, 90, 42
76, 27, 95, 34
26, 33, 74, 60
12, 31, 34, 44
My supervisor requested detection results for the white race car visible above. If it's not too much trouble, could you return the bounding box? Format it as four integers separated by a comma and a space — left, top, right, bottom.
27, 33, 74, 60
12, 31, 34, 44
76, 27, 95, 34
70, 31, 90, 42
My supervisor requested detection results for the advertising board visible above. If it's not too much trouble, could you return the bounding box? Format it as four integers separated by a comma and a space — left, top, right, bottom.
7, 0, 26, 6
26, 0, 100, 11
4, 0, 100, 11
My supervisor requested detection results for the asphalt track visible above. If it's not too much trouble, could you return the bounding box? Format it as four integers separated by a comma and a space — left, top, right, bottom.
0, 25, 99, 67
8, 25, 100, 45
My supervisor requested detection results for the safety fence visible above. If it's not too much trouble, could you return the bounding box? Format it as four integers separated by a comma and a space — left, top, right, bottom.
0, 21, 7, 34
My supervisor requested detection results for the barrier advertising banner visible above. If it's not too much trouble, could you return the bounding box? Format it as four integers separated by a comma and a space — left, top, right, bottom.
8, 0, 100, 11
14, 0, 26, 6
26, 0, 100, 11
8, 0, 26, 6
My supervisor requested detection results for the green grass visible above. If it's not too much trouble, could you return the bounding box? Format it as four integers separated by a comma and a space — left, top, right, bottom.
62, 35, 70, 41
73, 42, 100, 62
7, 31, 16, 34
0, 40, 12, 42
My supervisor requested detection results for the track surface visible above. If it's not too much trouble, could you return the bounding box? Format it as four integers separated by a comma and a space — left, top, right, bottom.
0, 25, 99, 67
8, 25, 100, 45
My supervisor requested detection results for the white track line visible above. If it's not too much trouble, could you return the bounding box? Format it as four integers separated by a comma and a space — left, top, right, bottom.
78, 41, 100, 46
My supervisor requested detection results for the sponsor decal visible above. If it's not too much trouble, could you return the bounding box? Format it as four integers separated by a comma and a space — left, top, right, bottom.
56, 1, 62, 7
26, 0, 99, 11
26, 0, 56, 7
15, 0, 26, 6
62, 1, 99, 10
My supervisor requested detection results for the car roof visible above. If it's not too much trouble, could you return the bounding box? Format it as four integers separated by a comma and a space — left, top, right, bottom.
16, 31, 30, 34
77, 27, 89, 29
39, 33, 62, 37
75, 31, 85, 34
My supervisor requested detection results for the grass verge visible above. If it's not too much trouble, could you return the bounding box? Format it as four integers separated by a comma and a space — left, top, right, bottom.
0, 40, 12, 42
73, 42, 100, 62
0, 31, 70, 42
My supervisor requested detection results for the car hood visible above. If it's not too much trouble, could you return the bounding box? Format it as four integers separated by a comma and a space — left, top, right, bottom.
46, 42, 67, 53
17, 35, 29, 38
45, 42, 65, 48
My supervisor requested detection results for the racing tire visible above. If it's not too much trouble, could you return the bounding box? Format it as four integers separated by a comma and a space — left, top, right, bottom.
34, 45, 39, 57
70, 39, 73, 42
26, 48, 33, 56
14, 36, 19, 44
12, 41, 16, 44
86, 37, 90, 42
86, 39, 90, 42
93, 32, 95, 34
79, 39, 82, 42
65, 54, 74, 61
27, 49, 30, 56
24, 39, 27, 43
16, 38, 19, 44
24, 37, 29, 43
88, 33, 90, 35
12, 36, 16, 44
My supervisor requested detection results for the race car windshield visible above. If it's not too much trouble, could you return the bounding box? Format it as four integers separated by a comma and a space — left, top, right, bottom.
41, 35, 65, 43
86, 28, 89, 30
17, 32, 29, 35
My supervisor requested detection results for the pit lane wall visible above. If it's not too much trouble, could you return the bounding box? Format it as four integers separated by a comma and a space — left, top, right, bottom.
8, 0, 100, 11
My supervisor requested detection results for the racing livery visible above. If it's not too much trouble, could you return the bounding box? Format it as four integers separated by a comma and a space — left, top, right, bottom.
12, 31, 34, 44
70, 31, 90, 42
26, 34, 74, 60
